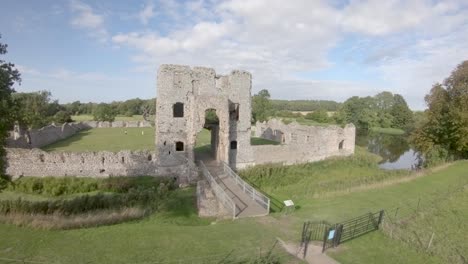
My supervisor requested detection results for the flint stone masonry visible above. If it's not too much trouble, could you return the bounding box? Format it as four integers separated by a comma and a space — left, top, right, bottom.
5, 148, 194, 180
253, 119, 355, 165
196, 180, 230, 218
6, 123, 89, 149
156, 65, 254, 170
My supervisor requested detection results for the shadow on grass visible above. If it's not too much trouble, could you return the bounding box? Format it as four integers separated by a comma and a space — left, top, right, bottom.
250, 137, 280, 146
42, 129, 93, 152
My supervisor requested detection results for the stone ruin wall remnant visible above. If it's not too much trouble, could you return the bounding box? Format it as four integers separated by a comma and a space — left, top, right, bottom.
5, 148, 195, 182
252, 119, 355, 165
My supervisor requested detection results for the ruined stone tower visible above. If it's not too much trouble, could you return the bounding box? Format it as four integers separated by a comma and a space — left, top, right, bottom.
155, 64, 254, 170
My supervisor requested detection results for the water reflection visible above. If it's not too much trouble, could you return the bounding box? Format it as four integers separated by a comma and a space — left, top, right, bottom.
356, 130, 421, 170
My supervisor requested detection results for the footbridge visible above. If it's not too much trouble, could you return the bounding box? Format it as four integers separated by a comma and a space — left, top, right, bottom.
199, 159, 270, 219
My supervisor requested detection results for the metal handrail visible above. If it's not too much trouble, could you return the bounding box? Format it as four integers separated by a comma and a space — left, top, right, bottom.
199, 161, 237, 219
221, 162, 270, 213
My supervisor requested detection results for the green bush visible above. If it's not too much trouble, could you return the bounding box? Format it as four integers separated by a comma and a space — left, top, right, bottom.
423, 145, 452, 168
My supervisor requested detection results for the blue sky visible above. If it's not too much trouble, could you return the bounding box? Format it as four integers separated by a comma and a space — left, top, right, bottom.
1, 0, 468, 109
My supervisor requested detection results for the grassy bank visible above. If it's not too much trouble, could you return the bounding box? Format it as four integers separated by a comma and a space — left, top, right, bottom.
0, 187, 291, 263
241, 156, 468, 263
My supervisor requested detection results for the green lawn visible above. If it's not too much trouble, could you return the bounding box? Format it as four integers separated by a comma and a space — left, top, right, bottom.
242, 158, 468, 263
43, 128, 155, 152
370, 127, 405, 135
72, 115, 145, 122
43, 128, 277, 152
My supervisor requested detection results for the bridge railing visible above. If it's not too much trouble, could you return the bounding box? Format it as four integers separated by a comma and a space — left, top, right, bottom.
222, 162, 270, 214
199, 160, 238, 219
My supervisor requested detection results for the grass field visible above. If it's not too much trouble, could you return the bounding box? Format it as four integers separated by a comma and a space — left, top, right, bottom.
242, 158, 468, 263
43, 128, 155, 152
7, 126, 468, 263
370, 127, 405, 135
1, 156, 466, 263
72, 115, 145, 122
43, 128, 278, 152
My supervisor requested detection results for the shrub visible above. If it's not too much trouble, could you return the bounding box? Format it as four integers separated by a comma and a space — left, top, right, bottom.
423, 145, 453, 168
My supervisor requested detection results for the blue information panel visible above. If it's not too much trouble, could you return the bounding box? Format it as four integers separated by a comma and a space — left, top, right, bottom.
328, 230, 335, 240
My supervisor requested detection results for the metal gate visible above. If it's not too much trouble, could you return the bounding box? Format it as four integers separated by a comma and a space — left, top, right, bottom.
322, 210, 384, 252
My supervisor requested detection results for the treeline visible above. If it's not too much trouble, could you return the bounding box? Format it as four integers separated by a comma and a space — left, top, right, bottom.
336, 92, 413, 131
62, 98, 156, 117
271, 99, 341, 112
8, 90, 157, 128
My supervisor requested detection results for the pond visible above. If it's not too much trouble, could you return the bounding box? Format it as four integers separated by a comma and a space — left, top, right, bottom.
356, 130, 422, 170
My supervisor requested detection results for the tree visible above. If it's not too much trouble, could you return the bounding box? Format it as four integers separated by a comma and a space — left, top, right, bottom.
391, 94, 413, 130
252, 89, 272, 122
53, 110, 73, 124
305, 109, 329, 123
339, 96, 379, 129
411, 61, 468, 163
0, 35, 21, 183
13, 91, 54, 128
93, 103, 117, 122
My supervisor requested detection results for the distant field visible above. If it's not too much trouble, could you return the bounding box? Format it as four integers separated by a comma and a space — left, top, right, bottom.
370, 127, 405, 135
71, 115, 144, 122
280, 117, 337, 126
43, 128, 278, 152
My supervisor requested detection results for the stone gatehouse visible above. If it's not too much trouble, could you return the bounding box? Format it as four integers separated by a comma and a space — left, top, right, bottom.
155, 64, 254, 170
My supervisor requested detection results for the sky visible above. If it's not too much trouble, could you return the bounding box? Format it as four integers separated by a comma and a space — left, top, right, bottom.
1, 0, 468, 110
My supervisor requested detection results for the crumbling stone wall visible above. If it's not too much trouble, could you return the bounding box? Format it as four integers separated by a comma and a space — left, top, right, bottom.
4, 148, 195, 181
6, 123, 89, 149
253, 119, 355, 165
156, 65, 254, 169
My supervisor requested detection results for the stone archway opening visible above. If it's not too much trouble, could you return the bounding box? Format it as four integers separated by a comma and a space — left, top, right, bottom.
194, 109, 220, 160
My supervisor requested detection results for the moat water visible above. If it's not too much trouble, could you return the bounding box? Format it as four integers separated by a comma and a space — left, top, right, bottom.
356, 130, 421, 170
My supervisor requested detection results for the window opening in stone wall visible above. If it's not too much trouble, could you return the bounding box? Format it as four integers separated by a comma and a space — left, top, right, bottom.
121, 157, 125, 163
229, 103, 239, 121
176, 141, 184, 151
173, 102, 184, 117
230, 141, 237, 150
339, 140, 344, 150
147, 154, 152, 161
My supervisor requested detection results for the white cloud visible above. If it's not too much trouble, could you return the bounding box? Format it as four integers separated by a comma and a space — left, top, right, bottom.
70, 0, 108, 42
106, 0, 468, 109
139, 1, 155, 25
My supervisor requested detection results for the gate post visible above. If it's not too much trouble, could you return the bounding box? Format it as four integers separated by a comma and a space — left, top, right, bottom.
377, 210, 385, 228
322, 228, 330, 253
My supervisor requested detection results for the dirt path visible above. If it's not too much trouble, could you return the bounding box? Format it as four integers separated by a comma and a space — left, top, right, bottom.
277, 238, 340, 264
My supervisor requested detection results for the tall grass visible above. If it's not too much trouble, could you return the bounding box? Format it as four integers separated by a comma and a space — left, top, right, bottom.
6, 176, 176, 196
0, 207, 146, 230
239, 147, 412, 201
